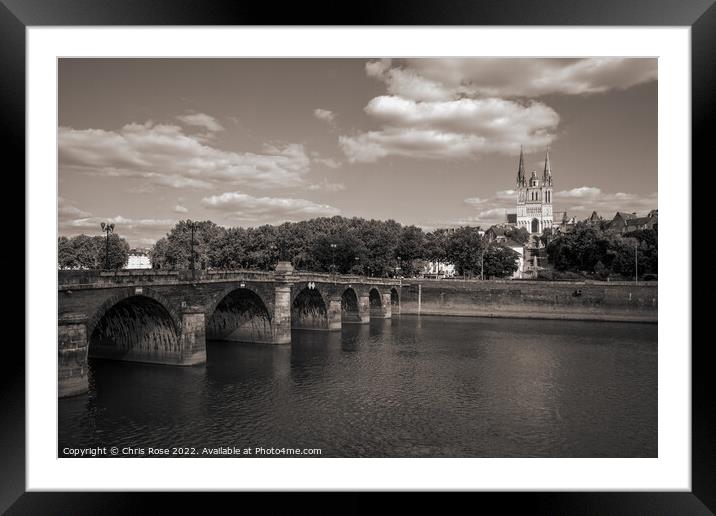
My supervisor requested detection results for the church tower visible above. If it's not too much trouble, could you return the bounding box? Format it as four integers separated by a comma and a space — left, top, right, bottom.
516, 147, 554, 234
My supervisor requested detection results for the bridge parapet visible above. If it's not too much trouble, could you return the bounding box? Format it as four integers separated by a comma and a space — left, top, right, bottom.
59, 269, 402, 289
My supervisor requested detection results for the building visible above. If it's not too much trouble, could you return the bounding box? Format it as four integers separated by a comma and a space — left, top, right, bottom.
607, 210, 658, 234
587, 211, 602, 224
484, 225, 510, 242
126, 248, 152, 269
503, 239, 525, 279
555, 211, 577, 234
424, 261, 456, 278
515, 147, 554, 235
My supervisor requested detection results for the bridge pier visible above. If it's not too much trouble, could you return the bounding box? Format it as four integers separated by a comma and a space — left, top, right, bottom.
358, 295, 371, 323
273, 285, 292, 343
179, 306, 206, 365
380, 292, 393, 319
328, 296, 342, 331
58, 312, 89, 397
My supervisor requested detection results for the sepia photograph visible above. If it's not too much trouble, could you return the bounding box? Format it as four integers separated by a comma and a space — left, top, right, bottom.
57, 57, 658, 459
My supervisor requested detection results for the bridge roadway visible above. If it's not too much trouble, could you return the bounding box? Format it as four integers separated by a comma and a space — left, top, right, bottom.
58, 266, 402, 397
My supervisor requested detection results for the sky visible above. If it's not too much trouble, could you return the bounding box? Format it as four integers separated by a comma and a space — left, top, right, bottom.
58, 58, 658, 248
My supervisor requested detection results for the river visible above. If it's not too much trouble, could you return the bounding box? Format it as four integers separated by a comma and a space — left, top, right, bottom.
58, 315, 657, 457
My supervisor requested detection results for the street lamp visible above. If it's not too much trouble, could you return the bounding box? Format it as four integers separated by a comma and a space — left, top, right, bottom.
634, 240, 639, 284
330, 243, 337, 273
186, 220, 198, 278
100, 222, 115, 270
355, 256, 360, 275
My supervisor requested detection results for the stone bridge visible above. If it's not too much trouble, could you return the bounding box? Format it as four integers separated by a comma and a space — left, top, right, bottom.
58, 265, 402, 398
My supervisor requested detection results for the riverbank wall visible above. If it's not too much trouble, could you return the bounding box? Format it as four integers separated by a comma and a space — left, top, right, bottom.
397, 279, 657, 323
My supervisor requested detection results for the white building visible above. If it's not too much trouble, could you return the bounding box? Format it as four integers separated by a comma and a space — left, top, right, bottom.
126, 253, 151, 269
424, 261, 456, 278
508, 242, 525, 279
515, 146, 554, 235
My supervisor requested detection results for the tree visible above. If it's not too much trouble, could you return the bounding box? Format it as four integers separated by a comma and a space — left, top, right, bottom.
208, 227, 248, 269
309, 231, 369, 274
445, 226, 485, 276
395, 225, 426, 276
509, 226, 530, 245
483, 244, 520, 278
358, 219, 401, 277
245, 225, 278, 270
544, 223, 657, 279
58, 236, 78, 269
57, 234, 130, 269
101, 233, 130, 269
149, 237, 170, 269
424, 229, 450, 265
151, 220, 224, 270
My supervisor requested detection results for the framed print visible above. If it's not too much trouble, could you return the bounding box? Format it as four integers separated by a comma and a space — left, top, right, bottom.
3, 0, 709, 513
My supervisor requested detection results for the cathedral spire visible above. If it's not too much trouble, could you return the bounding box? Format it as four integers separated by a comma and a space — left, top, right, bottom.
517, 145, 525, 186
543, 146, 552, 185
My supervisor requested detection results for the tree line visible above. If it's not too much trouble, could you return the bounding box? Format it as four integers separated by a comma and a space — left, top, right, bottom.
541, 222, 657, 280
147, 217, 521, 278
57, 215, 658, 280
58, 234, 130, 270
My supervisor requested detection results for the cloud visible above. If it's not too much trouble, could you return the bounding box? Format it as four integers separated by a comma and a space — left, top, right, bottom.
340, 86, 559, 163
62, 215, 175, 230
343, 95, 557, 161
58, 197, 91, 218
309, 151, 342, 169
370, 58, 657, 100
313, 157, 342, 169
173, 204, 189, 214
555, 187, 657, 218
307, 178, 346, 192
556, 186, 603, 199
347, 58, 655, 163
313, 108, 336, 127
495, 189, 517, 200
59, 212, 177, 247
176, 112, 224, 132
59, 121, 311, 190
365, 96, 558, 135
464, 197, 487, 205
366, 59, 453, 102
201, 191, 340, 224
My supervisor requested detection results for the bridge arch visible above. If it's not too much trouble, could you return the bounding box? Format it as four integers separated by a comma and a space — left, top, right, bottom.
391, 287, 400, 306
87, 288, 181, 338
369, 287, 383, 317
341, 287, 361, 323
292, 285, 329, 329
86, 289, 181, 362
206, 287, 273, 343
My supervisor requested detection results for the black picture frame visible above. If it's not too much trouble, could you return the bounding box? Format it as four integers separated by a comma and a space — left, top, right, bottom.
3, 0, 707, 513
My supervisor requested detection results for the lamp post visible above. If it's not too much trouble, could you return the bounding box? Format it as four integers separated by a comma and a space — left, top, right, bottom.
355, 256, 360, 276
186, 220, 198, 279
330, 243, 337, 273
269, 244, 277, 269
634, 240, 638, 285
100, 222, 115, 270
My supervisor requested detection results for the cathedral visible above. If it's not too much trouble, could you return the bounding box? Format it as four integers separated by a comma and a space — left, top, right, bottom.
515, 146, 554, 235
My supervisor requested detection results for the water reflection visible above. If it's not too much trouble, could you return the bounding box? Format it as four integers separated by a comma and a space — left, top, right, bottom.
59, 315, 657, 457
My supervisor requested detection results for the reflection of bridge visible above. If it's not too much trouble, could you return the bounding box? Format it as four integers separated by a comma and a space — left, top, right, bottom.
58, 267, 401, 397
